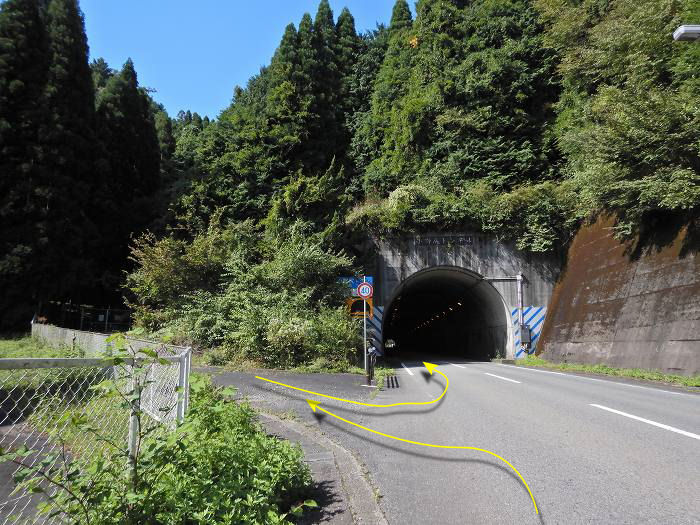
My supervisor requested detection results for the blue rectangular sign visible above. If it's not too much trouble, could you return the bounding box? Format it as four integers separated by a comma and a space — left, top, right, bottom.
339, 276, 373, 297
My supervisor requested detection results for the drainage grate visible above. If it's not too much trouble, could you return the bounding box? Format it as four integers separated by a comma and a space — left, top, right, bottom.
385, 375, 400, 389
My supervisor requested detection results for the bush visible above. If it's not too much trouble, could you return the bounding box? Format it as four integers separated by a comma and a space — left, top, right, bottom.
1, 374, 315, 524
127, 220, 362, 369
347, 179, 577, 253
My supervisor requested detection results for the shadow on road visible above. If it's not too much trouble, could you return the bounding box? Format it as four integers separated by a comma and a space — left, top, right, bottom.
250, 374, 448, 417
316, 417, 545, 524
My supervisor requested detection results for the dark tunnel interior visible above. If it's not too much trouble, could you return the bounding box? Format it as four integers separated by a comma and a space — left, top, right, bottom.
382, 267, 509, 361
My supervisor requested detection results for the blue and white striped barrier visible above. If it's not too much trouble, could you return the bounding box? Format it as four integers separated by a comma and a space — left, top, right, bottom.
368, 306, 384, 346
512, 306, 546, 358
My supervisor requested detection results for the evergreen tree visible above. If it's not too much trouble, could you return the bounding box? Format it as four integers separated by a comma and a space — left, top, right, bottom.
94, 58, 160, 291
41, 0, 99, 302
154, 108, 175, 160
90, 57, 113, 90
191, 111, 203, 129
309, 0, 341, 170
266, 22, 307, 180
390, 0, 413, 31
355, 0, 415, 194
346, 25, 389, 199
97, 58, 160, 203
0, 0, 50, 328
358, 0, 559, 195
335, 8, 361, 152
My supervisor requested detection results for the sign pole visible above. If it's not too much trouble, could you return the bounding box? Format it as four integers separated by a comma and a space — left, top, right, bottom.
355, 277, 373, 385
362, 275, 367, 375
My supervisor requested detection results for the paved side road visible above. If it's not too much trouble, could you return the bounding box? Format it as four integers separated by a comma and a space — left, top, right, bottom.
201, 363, 700, 524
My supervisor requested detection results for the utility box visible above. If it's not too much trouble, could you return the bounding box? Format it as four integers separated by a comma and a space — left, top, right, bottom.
520, 324, 532, 345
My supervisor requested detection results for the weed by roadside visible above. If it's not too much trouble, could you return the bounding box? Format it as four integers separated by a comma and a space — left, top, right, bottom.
196, 354, 366, 375
517, 356, 700, 388
292, 358, 364, 375
0, 335, 82, 358
371, 365, 394, 398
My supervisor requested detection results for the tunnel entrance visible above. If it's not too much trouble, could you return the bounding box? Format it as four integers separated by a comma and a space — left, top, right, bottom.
382, 267, 511, 361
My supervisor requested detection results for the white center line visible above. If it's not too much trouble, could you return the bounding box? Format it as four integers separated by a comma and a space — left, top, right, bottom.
484, 372, 521, 384
499, 364, 688, 396
590, 404, 700, 440
400, 362, 414, 376
450, 363, 466, 368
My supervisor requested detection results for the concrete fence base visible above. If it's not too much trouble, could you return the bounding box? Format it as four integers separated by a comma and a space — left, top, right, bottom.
31, 322, 188, 357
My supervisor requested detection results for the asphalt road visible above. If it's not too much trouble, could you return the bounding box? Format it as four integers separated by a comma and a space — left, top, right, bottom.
206, 360, 700, 524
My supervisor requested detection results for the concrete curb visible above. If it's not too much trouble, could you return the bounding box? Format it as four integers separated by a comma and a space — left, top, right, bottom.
258, 411, 388, 525
491, 358, 516, 364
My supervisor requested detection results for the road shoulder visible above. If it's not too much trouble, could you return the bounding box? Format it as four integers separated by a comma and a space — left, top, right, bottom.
502, 363, 700, 394
257, 411, 387, 525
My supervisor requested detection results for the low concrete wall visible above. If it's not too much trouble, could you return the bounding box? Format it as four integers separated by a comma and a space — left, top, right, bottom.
538, 216, 699, 375
31, 323, 188, 357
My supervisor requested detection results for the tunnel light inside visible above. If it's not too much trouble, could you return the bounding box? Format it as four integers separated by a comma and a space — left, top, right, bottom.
382, 267, 509, 361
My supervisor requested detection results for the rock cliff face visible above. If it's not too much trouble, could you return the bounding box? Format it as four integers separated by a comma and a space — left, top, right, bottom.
538, 215, 699, 375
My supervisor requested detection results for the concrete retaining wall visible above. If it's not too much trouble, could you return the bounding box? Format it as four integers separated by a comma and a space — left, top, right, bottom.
538, 216, 700, 375
31, 323, 188, 357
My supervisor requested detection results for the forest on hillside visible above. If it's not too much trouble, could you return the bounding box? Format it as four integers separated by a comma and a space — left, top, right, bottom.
1, 0, 698, 366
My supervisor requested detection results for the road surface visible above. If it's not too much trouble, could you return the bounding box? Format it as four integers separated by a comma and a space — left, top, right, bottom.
208, 360, 700, 524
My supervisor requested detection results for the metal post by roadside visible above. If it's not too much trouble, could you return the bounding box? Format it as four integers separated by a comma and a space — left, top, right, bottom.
363, 276, 370, 385
127, 369, 140, 483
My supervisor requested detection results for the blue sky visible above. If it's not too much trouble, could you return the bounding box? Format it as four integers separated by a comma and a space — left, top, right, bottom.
80, 1, 409, 119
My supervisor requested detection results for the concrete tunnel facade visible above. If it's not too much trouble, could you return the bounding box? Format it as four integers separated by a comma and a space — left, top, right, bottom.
368, 233, 562, 360
382, 267, 512, 360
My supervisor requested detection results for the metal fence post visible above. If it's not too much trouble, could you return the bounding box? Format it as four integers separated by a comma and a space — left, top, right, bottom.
176, 349, 188, 423
185, 347, 191, 412
127, 368, 140, 478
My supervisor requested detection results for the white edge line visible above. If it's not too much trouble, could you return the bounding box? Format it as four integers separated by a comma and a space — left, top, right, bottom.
400, 362, 414, 376
484, 372, 521, 384
590, 404, 700, 440
500, 364, 689, 396
450, 363, 466, 368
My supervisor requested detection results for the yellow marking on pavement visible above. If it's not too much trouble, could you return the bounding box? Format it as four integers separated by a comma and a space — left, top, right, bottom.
255, 362, 447, 408
306, 399, 539, 515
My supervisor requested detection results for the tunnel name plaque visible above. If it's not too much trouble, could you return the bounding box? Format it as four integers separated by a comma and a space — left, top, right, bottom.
415, 235, 473, 247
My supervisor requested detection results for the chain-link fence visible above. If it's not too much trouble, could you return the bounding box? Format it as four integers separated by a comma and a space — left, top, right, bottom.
0, 327, 191, 524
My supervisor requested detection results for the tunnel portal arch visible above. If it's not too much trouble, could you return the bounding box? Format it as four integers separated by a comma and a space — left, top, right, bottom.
381, 266, 514, 360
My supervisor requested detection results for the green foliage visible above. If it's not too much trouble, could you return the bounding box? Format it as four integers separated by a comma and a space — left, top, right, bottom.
354, 0, 560, 199
0, 0, 166, 330
0, 335, 81, 358
0, 0, 49, 327
0, 0, 98, 329
4, 0, 697, 348
169, 1, 362, 239
0, 356, 315, 524
127, 220, 361, 368
348, 178, 576, 252
536, 0, 700, 236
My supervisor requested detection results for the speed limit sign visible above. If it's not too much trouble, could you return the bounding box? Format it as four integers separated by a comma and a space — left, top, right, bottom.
357, 282, 373, 299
